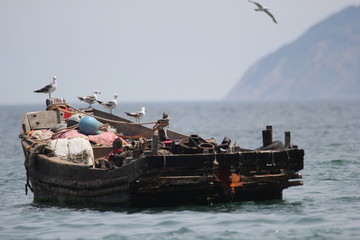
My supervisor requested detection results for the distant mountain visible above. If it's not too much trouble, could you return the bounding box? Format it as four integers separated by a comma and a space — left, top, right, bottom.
225, 6, 360, 101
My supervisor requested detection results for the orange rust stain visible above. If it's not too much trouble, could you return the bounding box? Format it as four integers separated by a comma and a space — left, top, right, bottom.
230, 173, 244, 189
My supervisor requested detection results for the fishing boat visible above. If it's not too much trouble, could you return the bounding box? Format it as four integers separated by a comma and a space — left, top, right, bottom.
20, 98, 304, 207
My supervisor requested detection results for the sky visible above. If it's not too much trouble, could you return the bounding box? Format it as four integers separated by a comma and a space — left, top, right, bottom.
1, 0, 360, 105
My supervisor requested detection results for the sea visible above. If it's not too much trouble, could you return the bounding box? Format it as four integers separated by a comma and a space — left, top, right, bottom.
1, 100, 359, 240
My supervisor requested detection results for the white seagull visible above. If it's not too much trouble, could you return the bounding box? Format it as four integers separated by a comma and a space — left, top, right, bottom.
34, 76, 57, 98
248, 0, 278, 24
77, 90, 101, 107
97, 94, 118, 114
124, 107, 146, 123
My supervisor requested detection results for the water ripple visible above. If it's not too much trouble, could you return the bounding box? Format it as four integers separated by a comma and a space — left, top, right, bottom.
1, 101, 360, 240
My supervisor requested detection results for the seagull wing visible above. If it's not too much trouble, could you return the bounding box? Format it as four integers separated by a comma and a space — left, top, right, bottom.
104, 101, 115, 108
124, 111, 138, 117
87, 95, 96, 101
248, 0, 263, 9
136, 112, 144, 118
264, 9, 277, 23
34, 83, 52, 93
125, 109, 144, 118
79, 95, 96, 104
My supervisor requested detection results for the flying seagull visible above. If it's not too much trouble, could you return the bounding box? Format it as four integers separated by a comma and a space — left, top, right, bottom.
248, 0, 278, 24
125, 107, 146, 123
78, 90, 101, 107
97, 94, 118, 114
34, 76, 57, 98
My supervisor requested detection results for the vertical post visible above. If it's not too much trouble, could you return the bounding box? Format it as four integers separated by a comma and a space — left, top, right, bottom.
285, 131, 291, 147
262, 125, 273, 147
262, 130, 272, 146
151, 131, 159, 154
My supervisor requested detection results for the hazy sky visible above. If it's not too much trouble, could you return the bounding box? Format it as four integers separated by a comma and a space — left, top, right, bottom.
1, 0, 360, 105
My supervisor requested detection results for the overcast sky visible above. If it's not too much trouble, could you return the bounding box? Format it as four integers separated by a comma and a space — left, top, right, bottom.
1, 0, 360, 105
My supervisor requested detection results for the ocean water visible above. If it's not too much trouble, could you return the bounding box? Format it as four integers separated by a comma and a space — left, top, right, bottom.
1, 100, 359, 240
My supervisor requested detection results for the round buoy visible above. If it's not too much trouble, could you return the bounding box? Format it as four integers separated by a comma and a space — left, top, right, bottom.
79, 116, 100, 135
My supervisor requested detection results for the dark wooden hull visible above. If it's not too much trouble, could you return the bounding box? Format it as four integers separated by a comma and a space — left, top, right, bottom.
22, 139, 304, 207
20, 103, 304, 207
131, 150, 304, 207
22, 142, 145, 205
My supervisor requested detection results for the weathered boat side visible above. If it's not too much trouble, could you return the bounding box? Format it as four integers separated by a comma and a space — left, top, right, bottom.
20, 100, 304, 207
128, 149, 304, 207
23, 147, 146, 205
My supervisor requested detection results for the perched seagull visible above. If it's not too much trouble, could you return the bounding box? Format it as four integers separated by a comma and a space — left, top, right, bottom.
124, 107, 146, 123
97, 94, 118, 114
34, 76, 57, 98
248, 0, 278, 24
77, 91, 101, 107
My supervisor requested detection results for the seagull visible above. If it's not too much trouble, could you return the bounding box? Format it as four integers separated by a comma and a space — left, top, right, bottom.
124, 107, 146, 123
77, 90, 101, 107
97, 94, 118, 114
34, 76, 57, 98
248, 0, 278, 24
